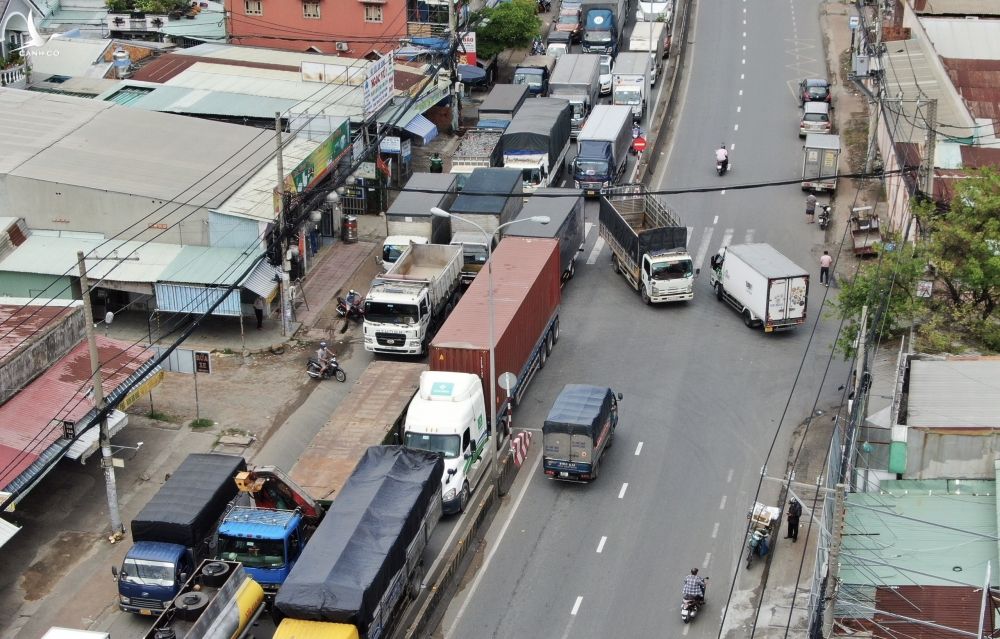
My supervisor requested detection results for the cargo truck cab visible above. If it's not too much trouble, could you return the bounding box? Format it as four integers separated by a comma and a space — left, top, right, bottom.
639, 249, 697, 303
114, 542, 193, 615
403, 372, 491, 515
450, 231, 496, 287
216, 509, 303, 598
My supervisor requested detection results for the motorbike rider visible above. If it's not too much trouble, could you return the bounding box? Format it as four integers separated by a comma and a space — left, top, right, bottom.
682, 568, 707, 605
632, 123, 642, 138
715, 145, 729, 171
345, 289, 362, 314
315, 341, 336, 377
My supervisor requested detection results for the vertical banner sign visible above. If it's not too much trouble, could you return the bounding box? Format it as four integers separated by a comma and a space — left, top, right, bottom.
363, 52, 395, 120
194, 351, 211, 374
460, 31, 477, 66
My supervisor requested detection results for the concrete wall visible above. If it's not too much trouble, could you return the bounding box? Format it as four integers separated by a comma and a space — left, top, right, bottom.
0, 176, 211, 246
904, 429, 1000, 479
0, 304, 85, 405
0, 272, 75, 299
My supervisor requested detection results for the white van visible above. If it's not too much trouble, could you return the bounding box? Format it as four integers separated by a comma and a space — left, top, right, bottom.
403, 372, 491, 514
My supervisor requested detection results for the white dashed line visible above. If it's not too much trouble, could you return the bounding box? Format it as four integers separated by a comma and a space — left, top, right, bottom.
739, 89, 743, 96
711, 522, 720, 538
586, 237, 605, 265
742, 45, 746, 51
734, 124, 739, 131
743, 31, 747, 37
571, 596, 583, 615
727, 468, 734, 482
737, 106, 742, 113
713, 215, 719, 224
730, 143, 735, 150
744, 229, 755, 243
683, 626, 690, 636
618, 483, 629, 499
596, 536, 607, 553
634, 441, 643, 455
584, 222, 593, 238
703, 553, 712, 569
740, 73, 745, 80
719, 495, 728, 510
720, 228, 734, 249
741, 58, 746, 65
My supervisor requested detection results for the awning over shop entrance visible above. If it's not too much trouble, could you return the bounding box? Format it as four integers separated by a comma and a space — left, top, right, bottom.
404, 114, 439, 145
241, 259, 281, 301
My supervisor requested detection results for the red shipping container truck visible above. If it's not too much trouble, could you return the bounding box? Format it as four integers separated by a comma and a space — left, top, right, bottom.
430, 237, 562, 423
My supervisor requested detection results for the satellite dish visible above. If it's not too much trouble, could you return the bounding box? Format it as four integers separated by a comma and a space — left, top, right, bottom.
498, 372, 517, 391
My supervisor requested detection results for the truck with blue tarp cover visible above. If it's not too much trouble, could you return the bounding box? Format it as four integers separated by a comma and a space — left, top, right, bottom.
272, 446, 444, 639
114, 453, 246, 616
543, 385, 622, 481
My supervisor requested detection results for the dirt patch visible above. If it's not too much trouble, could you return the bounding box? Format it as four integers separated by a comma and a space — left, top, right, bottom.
21, 531, 102, 602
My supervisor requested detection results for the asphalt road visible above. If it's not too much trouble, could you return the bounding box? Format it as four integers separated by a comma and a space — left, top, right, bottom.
437, 0, 850, 637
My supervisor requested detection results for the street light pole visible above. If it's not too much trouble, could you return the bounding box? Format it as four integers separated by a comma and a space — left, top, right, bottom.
430, 208, 549, 495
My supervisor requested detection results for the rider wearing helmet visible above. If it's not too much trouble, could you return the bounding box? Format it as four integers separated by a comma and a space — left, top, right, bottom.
682, 568, 706, 604
316, 341, 335, 376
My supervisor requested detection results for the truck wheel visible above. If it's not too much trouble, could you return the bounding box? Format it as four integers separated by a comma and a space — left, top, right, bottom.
552, 318, 560, 343
200, 561, 231, 587
612, 255, 620, 274
743, 310, 755, 328
406, 564, 424, 600
641, 287, 651, 305
568, 260, 576, 279
458, 482, 470, 513
545, 330, 554, 355
715, 283, 724, 301
539, 344, 548, 369
174, 591, 210, 622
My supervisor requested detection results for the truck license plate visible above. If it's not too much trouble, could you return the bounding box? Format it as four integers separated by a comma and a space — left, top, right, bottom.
560, 471, 569, 477
140, 609, 153, 616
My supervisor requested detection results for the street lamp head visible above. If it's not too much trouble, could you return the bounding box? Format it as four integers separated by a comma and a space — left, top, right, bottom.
530, 216, 551, 225
429, 207, 450, 218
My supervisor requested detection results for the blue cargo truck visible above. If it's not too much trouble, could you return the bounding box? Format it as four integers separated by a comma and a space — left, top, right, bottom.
580, 0, 627, 54
543, 384, 623, 482
573, 104, 633, 197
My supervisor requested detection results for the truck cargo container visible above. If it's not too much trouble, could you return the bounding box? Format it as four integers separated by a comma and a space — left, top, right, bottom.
542, 384, 623, 481
628, 21, 667, 84
599, 184, 696, 303
548, 54, 601, 136
42, 631, 111, 639
142, 560, 264, 639
513, 55, 557, 96
636, 0, 672, 23
215, 362, 425, 595
363, 243, 463, 355
580, 0, 627, 54
612, 51, 652, 122
507, 188, 585, 281
273, 446, 443, 639
801, 133, 840, 192
709, 243, 809, 331
478, 84, 530, 124
500, 97, 573, 194
450, 128, 505, 190
448, 168, 524, 285
114, 454, 246, 616
574, 105, 633, 196
382, 173, 456, 269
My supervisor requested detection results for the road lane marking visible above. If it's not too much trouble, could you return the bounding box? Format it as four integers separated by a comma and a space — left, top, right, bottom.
694, 226, 715, 267
719, 495, 727, 510
635, 441, 643, 455
742, 45, 746, 51
745, 229, 755, 243
720, 228, 734, 248
571, 596, 583, 615
683, 626, 690, 636
727, 468, 734, 483
586, 237, 605, 265
618, 483, 629, 499
443, 437, 544, 638
736, 106, 741, 113
741, 59, 746, 65
687, 226, 694, 246
740, 73, 745, 79
585, 222, 593, 238
711, 522, 720, 538
730, 143, 735, 150
597, 536, 607, 553
739, 89, 743, 96
720, 190, 726, 195
743, 31, 746, 37
713, 215, 719, 224
703, 552, 711, 568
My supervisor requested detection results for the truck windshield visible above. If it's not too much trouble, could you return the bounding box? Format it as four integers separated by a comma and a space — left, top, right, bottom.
218, 536, 287, 568
651, 258, 694, 280
383, 244, 407, 263
522, 168, 543, 187
404, 431, 462, 459
614, 88, 642, 105
513, 70, 543, 89
364, 301, 419, 324
570, 101, 585, 119
461, 244, 489, 265
575, 159, 609, 176
585, 30, 612, 44
120, 559, 174, 587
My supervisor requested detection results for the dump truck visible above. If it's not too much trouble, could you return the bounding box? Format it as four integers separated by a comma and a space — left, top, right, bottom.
382, 173, 457, 269
114, 453, 246, 616
548, 54, 602, 136
574, 105, 633, 196
507, 187, 586, 281
543, 384, 623, 482
500, 97, 573, 194
801, 133, 840, 192
141, 560, 264, 639
598, 184, 696, 303
451, 128, 505, 189
216, 361, 426, 597
363, 243, 463, 355
272, 446, 443, 639
709, 243, 809, 331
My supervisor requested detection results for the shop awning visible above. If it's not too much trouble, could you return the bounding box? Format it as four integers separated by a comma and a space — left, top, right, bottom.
241, 259, 281, 301
0, 517, 20, 548
64, 409, 129, 462
404, 113, 439, 145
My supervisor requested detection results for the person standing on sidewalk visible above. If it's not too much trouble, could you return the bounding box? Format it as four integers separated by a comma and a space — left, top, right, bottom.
805, 193, 817, 223
785, 499, 802, 542
254, 295, 266, 329
819, 250, 833, 287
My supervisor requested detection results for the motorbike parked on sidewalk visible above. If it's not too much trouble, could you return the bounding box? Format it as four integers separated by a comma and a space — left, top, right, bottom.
336, 289, 365, 322
306, 355, 347, 382
817, 204, 831, 230
681, 578, 708, 624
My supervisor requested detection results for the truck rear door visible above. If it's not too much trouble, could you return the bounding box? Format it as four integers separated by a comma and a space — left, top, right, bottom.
767, 276, 808, 324
543, 432, 594, 466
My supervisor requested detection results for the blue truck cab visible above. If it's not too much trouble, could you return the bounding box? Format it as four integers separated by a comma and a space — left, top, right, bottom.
116, 542, 192, 615
216, 507, 305, 597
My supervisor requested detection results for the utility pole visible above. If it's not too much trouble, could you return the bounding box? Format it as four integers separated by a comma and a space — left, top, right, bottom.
844, 305, 868, 488
822, 483, 846, 638
448, 0, 459, 133
77, 251, 124, 540
275, 112, 291, 337
921, 99, 938, 197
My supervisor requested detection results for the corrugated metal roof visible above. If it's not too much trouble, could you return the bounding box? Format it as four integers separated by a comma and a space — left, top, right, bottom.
158, 245, 261, 284
915, 0, 1000, 16
0, 234, 184, 281
105, 86, 155, 106
27, 37, 113, 78
0, 301, 81, 361
906, 357, 1000, 427
214, 136, 321, 221
941, 57, 1000, 135
240, 259, 280, 298
923, 18, 1000, 59
0, 337, 155, 490
839, 487, 998, 588
0, 88, 274, 207
118, 84, 297, 118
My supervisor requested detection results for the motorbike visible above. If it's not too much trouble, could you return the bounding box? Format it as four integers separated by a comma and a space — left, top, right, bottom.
336, 290, 365, 322
681, 578, 708, 624
746, 502, 778, 568
531, 37, 545, 55
306, 355, 347, 382
817, 204, 831, 230
630, 125, 643, 155
536, 0, 550, 12
716, 156, 729, 176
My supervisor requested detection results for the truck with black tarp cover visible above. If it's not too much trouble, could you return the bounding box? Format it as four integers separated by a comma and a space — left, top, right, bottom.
500, 97, 573, 193
272, 446, 444, 639
543, 384, 622, 482
507, 187, 585, 281
478, 83, 530, 126
115, 453, 247, 616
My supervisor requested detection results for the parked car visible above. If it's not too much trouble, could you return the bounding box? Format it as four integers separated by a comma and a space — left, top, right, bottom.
798, 78, 831, 106
598, 54, 614, 95
553, 7, 583, 42
799, 101, 832, 137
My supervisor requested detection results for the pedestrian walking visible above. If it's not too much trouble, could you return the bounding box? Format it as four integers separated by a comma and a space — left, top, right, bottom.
805, 193, 817, 223
429, 153, 444, 174
819, 250, 833, 287
254, 295, 266, 329
785, 499, 802, 542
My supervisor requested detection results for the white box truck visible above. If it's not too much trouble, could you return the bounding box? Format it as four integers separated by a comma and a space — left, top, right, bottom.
611, 52, 651, 122
709, 243, 809, 332
628, 21, 666, 85
363, 243, 463, 355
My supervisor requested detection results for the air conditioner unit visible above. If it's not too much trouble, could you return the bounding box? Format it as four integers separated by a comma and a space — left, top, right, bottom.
336, 42, 350, 51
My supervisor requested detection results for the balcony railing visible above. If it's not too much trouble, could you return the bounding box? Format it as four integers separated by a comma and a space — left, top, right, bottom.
0, 64, 26, 87
108, 13, 168, 31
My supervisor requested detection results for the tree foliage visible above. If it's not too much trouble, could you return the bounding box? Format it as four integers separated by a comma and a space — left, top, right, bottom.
832, 168, 1000, 357
473, 0, 541, 60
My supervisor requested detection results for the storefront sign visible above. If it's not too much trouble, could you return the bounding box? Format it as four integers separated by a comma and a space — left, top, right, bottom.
460, 31, 477, 66
380, 136, 401, 153
363, 52, 395, 119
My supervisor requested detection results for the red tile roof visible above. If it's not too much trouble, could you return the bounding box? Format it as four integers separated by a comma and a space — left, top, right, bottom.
130, 53, 298, 83
0, 303, 79, 361
0, 337, 154, 489
839, 586, 991, 638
